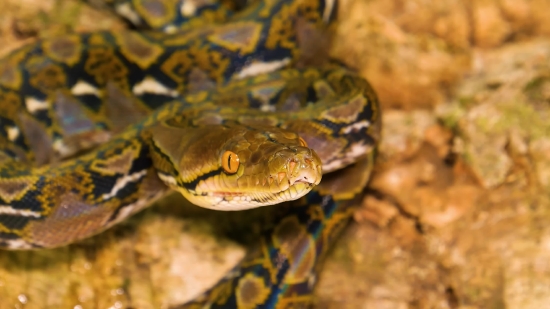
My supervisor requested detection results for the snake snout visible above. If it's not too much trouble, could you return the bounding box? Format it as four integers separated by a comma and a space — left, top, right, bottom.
282, 147, 322, 187
287, 159, 321, 187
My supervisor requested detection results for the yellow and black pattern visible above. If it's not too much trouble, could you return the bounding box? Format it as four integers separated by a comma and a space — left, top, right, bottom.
83, 0, 240, 31
179, 157, 375, 308
0, 0, 381, 307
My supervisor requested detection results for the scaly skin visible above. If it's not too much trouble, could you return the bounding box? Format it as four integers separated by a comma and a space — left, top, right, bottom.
0, 0, 381, 307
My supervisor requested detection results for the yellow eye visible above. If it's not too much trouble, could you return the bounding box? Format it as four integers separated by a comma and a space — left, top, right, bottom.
298, 137, 308, 147
222, 150, 240, 174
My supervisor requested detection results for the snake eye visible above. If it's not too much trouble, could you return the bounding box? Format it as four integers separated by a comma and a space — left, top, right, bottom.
222, 150, 240, 174
298, 137, 308, 147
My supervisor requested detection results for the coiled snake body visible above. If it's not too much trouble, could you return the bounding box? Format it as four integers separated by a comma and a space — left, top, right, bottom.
0, 0, 380, 307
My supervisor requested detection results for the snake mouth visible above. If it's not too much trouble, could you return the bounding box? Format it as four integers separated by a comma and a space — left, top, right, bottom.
210, 168, 320, 198
185, 164, 322, 211
204, 183, 315, 210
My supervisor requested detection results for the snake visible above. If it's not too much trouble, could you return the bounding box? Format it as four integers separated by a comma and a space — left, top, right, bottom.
0, 0, 381, 307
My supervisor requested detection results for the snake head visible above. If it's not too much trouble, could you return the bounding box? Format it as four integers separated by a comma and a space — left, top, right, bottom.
148, 123, 322, 210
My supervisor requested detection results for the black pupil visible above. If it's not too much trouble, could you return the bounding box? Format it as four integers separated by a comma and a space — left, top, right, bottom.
227, 154, 232, 170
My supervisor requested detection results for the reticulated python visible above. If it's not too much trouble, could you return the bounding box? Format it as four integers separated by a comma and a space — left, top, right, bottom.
0, 0, 381, 307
